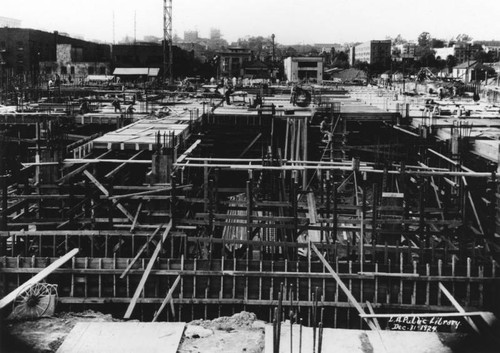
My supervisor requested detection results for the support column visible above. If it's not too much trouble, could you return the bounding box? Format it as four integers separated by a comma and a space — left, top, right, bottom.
246, 171, 253, 241
496, 146, 500, 238
303, 117, 308, 190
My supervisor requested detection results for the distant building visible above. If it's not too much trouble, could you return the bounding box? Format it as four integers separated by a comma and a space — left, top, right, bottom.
0, 16, 21, 28
143, 35, 162, 44
474, 41, 500, 61
434, 47, 455, 61
351, 40, 391, 65
349, 47, 355, 66
313, 43, 344, 52
0, 28, 110, 84
55, 43, 110, 80
210, 28, 222, 40
176, 42, 209, 62
435, 43, 482, 63
112, 43, 163, 69
283, 56, 323, 83
393, 42, 417, 61
217, 47, 252, 78
242, 60, 271, 79
452, 60, 479, 83
184, 30, 199, 43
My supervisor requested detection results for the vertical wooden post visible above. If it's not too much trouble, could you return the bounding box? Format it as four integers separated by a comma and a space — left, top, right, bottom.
203, 160, 208, 213
496, 146, 500, 238
360, 184, 366, 269
303, 117, 308, 190
332, 182, 338, 243
371, 183, 378, 247
419, 177, 426, 243
246, 172, 253, 240
208, 178, 214, 237
291, 172, 298, 242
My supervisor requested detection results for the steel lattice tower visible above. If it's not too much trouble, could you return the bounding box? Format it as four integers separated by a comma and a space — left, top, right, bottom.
163, 0, 173, 85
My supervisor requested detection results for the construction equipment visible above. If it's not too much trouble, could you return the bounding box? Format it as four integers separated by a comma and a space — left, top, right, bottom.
9, 283, 58, 319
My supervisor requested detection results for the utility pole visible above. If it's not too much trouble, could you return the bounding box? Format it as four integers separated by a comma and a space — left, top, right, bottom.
163, 0, 173, 86
271, 34, 276, 79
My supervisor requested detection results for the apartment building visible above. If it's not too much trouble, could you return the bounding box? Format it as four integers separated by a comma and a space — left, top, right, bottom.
352, 40, 391, 65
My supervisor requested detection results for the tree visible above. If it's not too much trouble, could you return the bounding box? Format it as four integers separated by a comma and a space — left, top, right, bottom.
392, 46, 401, 60
430, 39, 445, 48
418, 32, 431, 48
283, 46, 297, 57
474, 50, 495, 63
472, 65, 495, 81
393, 34, 407, 45
353, 60, 369, 72
456, 34, 473, 42
418, 50, 437, 68
331, 51, 349, 69
446, 55, 458, 70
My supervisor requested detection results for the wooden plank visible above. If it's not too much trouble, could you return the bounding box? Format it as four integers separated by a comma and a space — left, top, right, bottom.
56, 322, 185, 353
0, 248, 79, 310
120, 224, 164, 279
152, 275, 181, 322
238, 133, 262, 158
108, 185, 191, 200
130, 202, 143, 232
58, 150, 113, 184
176, 139, 201, 163
361, 311, 492, 318
123, 221, 172, 319
438, 282, 480, 333
311, 243, 376, 330
84, 170, 135, 222
105, 150, 145, 179
64, 158, 151, 164
365, 301, 381, 330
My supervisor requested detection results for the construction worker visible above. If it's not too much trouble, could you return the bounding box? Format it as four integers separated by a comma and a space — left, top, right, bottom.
290, 84, 298, 106
112, 98, 121, 113
79, 99, 90, 114
126, 104, 135, 115
320, 116, 332, 143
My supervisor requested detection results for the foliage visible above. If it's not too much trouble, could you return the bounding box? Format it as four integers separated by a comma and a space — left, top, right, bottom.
418, 32, 431, 48
393, 34, 407, 45
430, 39, 445, 48
353, 60, 369, 72
446, 55, 458, 69
474, 51, 496, 63
456, 34, 473, 42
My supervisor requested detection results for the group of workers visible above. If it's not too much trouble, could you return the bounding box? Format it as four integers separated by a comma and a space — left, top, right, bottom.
78, 97, 136, 115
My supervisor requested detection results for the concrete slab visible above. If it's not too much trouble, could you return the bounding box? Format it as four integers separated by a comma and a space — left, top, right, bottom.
264, 323, 496, 353
56, 322, 185, 353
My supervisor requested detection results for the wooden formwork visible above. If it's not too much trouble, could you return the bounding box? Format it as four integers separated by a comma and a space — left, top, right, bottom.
1, 247, 498, 327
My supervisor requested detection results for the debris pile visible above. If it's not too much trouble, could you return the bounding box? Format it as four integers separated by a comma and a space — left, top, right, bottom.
2, 310, 118, 353
181, 312, 265, 353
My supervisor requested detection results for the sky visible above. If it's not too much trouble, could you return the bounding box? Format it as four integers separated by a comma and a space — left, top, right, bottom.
3, 0, 500, 45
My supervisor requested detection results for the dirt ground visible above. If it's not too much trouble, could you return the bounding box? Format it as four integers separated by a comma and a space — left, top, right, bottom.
1, 310, 265, 353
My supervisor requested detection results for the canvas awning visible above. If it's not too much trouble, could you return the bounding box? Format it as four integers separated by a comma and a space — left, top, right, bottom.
113, 68, 160, 77
86, 75, 113, 81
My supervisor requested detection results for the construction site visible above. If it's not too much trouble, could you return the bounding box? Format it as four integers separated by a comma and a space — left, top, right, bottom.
2, 2, 500, 353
